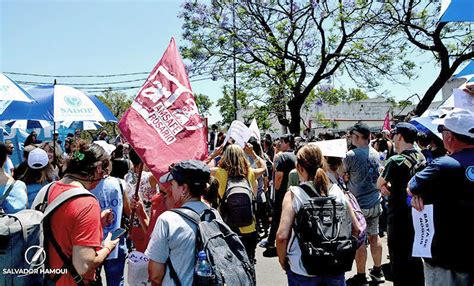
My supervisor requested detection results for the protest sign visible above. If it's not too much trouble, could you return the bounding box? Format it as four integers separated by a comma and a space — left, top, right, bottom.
249, 118, 261, 142
309, 139, 348, 158
453, 88, 474, 112
412, 205, 435, 258
223, 120, 252, 148
118, 38, 208, 178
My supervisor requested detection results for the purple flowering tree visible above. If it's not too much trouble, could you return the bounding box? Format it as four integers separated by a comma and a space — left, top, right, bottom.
179, 0, 413, 134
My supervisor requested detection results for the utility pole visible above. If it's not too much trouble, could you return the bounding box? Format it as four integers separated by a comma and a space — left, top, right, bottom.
232, 0, 238, 120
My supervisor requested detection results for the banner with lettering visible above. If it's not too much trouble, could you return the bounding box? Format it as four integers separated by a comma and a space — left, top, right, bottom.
118, 38, 208, 178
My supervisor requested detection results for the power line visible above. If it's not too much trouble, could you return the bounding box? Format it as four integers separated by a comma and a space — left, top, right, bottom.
4, 71, 150, 78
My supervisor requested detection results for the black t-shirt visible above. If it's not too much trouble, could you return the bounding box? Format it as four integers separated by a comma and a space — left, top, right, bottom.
381, 148, 424, 223
274, 151, 296, 192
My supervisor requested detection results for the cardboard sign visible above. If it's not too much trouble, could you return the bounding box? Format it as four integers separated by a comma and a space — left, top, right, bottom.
453, 88, 474, 112
224, 120, 252, 148
309, 139, 348, 158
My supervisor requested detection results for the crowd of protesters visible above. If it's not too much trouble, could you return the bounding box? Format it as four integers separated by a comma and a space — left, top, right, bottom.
0, 107, 472, 286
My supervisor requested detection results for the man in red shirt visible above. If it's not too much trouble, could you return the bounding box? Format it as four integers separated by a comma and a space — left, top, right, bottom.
36, 141, 119, 285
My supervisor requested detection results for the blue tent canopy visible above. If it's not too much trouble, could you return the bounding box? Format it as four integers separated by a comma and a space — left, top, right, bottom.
455, 60, 474, 78
440, 0, 474, 22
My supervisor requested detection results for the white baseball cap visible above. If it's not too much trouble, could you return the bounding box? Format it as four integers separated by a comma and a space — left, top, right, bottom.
432, 108, 474, 138
28, 148, 49, 169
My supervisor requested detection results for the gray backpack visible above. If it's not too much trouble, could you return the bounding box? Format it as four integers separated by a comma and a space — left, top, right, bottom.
168, 207, 255, 286
0, 182, 94, 286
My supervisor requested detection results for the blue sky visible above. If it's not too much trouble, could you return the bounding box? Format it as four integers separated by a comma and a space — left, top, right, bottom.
0, 0, 455, 125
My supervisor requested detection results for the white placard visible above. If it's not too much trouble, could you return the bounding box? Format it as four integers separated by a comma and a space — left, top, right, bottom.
249, 118, 261, 142
223, 120, 252, 148
453, 88, 474, 112
412, 204, 435, 258
309, 139, 348, 158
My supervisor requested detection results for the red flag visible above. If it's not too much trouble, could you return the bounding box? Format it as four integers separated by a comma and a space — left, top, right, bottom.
118, 38, 208, 179
382, 111, 391, 131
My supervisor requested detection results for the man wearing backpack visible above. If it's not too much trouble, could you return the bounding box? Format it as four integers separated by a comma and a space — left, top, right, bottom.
377, 122, 425, 286
344, 123, 384, 285
408, 108, 474, 286
147, 160, 255, 286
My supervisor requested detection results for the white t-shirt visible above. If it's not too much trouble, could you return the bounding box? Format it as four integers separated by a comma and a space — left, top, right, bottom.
287, 181, 350, 277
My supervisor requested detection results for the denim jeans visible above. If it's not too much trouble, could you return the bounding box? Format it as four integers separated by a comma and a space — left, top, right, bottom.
287, 269, 346, 286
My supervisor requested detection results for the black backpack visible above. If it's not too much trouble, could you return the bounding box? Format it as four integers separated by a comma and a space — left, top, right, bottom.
168, 207, 255, 286
401, 153, 426, 177
219, 176, 254, 228
293, 183, 357, 275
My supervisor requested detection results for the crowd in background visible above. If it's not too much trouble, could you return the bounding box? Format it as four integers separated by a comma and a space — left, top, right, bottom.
0, 107, 473, 286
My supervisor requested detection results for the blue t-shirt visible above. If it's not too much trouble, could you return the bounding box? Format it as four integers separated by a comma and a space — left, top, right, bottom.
343, 146, 382, 209
26, 183, 48, 208
91, 176, 125, 259
0, 180, 28, 213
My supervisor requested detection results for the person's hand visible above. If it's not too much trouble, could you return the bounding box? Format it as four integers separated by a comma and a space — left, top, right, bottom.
244, 143, 256, 157
380, 183, 391, 196
130, 196, 146, 218
213, 144, 224, 156
101, 209, 114, 227
463, 83, 474, 96
102, 232, 119, 252
411, 195, 425, 212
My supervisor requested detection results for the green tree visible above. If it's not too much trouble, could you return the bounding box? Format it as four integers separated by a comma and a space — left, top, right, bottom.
306, 86, 369, 106
96, 88, 133, 137
180, 0, 414, 134
194, 93, 213, 117
216, 85, 249, 127
380, 0, 474, 116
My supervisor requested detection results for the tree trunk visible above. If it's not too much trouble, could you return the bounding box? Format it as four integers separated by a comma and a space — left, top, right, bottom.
288, 98, 304, 135
413, 70, 453, 116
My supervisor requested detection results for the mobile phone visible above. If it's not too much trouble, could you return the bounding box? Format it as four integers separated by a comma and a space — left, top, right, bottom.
110, 228, 127, 240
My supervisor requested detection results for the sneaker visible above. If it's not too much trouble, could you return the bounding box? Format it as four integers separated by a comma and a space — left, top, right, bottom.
346, 274, 369, 286
262, 246, 277, 257
258, 239, 268, 248
369, 268, 385, 283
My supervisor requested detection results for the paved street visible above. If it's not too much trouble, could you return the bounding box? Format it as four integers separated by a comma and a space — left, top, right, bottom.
105, 235, 392, 285
256, 236, 392, 286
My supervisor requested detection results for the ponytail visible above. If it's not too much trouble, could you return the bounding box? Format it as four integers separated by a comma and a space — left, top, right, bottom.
314, 167, 330, 197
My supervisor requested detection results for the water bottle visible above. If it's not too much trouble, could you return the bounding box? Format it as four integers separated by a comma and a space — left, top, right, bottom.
194, 251, 215, 285
379, 150, 388, 161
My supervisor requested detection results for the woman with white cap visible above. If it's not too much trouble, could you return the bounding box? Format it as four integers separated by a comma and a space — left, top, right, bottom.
16, 147, 55, 207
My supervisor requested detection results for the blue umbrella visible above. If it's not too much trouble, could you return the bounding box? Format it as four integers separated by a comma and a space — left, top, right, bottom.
455, 60, 474, 78
2, 120, 51, 129
440, 0, 474, 22
61, 120, 102, 130
0, 73, 35, 102
0, 84, 117, 123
